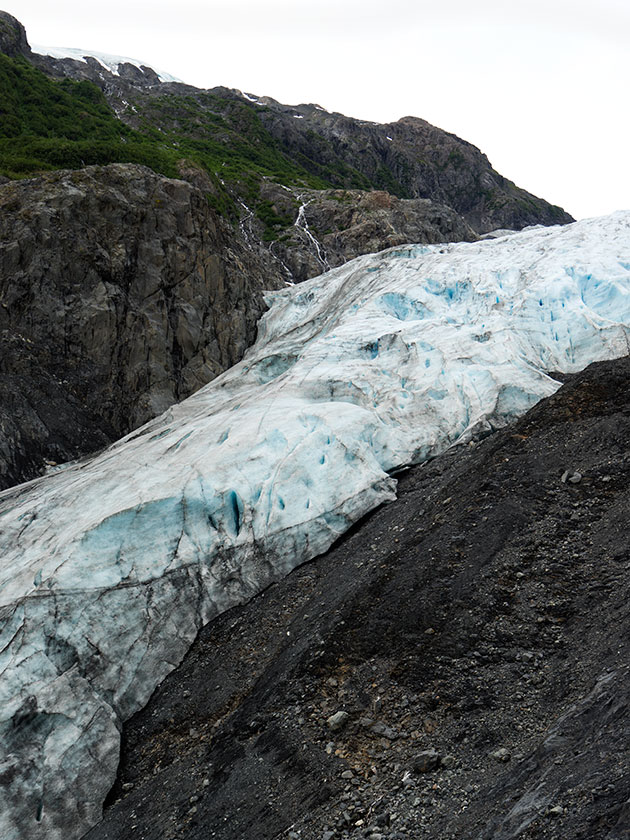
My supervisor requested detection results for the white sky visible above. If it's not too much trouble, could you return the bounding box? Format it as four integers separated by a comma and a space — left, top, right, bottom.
5, 0, 629, 219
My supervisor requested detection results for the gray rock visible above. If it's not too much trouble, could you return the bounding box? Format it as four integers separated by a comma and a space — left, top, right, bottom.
368, 721, 399, 740
327, 711, 350, 731
412, 749, 441, 773
0, 164, 286, 489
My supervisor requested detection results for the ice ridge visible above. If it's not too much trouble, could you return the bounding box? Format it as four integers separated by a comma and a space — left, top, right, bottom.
0, 211, 629, 838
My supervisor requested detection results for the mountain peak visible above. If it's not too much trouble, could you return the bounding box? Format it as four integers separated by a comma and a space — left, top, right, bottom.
0, 10, 30, 57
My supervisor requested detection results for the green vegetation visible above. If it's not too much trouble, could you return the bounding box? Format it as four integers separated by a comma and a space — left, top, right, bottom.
255, 199, 293, 241
0, 54, 181, 178
0, 52, 412, 216
373, 164, 409, 198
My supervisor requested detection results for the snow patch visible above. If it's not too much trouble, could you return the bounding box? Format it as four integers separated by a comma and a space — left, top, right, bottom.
31, 45, 182, 83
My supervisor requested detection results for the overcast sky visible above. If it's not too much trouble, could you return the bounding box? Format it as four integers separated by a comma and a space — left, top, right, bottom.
6, 0, 629, 219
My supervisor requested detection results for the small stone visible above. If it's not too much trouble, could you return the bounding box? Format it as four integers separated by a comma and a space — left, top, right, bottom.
568, 472, 582, 484
369, 721, 398, 740
327, 711, 349, 731
548, 805, 564, 817
341, 770, 354, 779
412, 749, 441, 773
441, 754, 457, 769
490, 748, 511, 763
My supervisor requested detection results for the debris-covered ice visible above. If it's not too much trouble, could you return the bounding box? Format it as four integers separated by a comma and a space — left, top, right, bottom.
1, 211, 629, 839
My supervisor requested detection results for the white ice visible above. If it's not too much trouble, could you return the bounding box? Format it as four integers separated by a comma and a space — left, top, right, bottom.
1, 211, 630, 839
31, 45, 182, 83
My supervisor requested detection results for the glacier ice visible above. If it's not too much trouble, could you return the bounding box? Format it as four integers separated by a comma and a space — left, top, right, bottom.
1, 211, 630, 838
30, 45, 182, 83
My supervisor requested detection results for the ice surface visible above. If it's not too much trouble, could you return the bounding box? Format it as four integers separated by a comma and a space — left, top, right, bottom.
1, 212, 630, 838
31, 45, 182, 83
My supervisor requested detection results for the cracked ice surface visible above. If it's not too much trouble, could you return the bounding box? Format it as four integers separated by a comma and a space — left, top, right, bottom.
1, 212, 630, 839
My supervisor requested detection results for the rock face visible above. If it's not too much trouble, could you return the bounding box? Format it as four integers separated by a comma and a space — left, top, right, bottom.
251, 103, 573, 233
0, 11, 30, 58
0, 163, 286, 488
87, 354, 630, 840
253, 184, 477, 282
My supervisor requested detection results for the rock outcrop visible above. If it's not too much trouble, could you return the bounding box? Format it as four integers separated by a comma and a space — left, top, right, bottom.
0, 11, 30, 58
251, 103, 573, 233
256, 185, 477, 282
0, 163, 286, 488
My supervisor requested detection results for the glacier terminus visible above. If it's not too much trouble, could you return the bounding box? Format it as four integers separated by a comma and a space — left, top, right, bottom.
1, 211, 630, 839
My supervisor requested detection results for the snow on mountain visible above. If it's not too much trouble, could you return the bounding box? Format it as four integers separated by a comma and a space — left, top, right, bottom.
30, 44, 182, 83
1, 212, 630, 839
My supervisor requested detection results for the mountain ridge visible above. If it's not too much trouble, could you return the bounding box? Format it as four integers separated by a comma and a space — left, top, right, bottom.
0, 10, 572, 235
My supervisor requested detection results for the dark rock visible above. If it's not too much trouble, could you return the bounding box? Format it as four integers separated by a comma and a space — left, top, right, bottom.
412, 750, 441, 773
0, 164, 285, 488
327, 711, 350, 731
0, 11, 30, 58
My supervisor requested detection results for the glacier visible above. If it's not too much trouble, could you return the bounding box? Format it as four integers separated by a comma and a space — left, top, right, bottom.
1, 211, 630, 839
30, 45, 182, 83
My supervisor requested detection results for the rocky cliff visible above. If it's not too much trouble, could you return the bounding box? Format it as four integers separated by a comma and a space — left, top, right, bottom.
0, 163, 285, 488
249, 184, 477, 282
